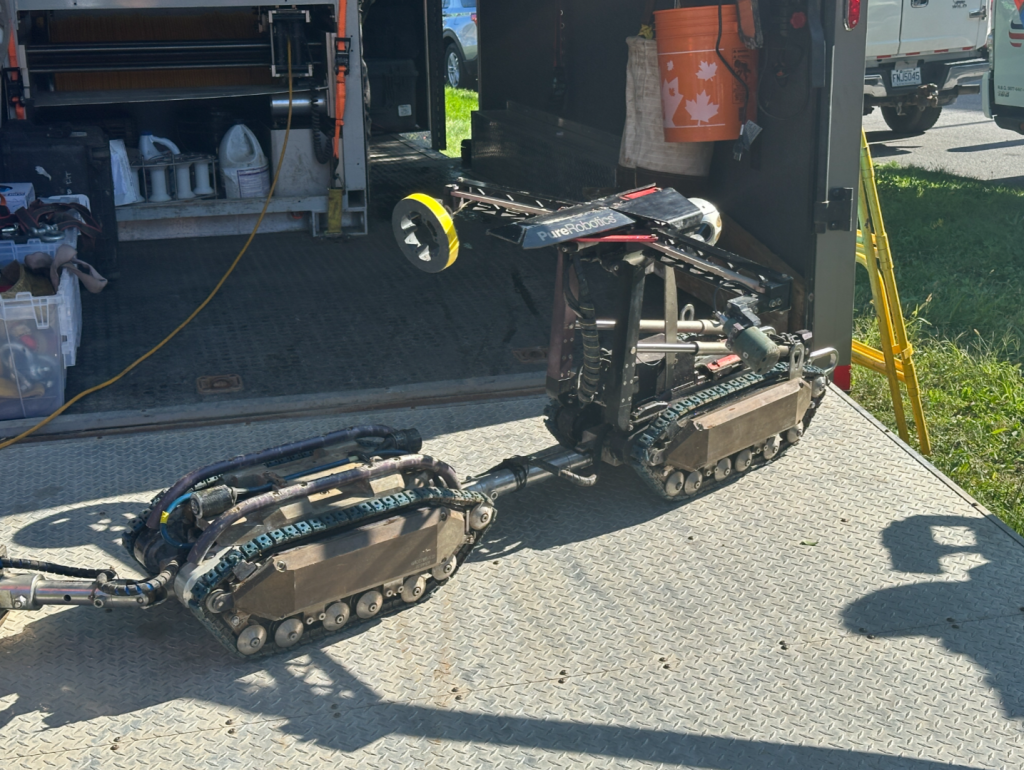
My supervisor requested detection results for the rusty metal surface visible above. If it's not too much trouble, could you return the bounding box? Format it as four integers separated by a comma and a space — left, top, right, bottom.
2, 391, 1024, 768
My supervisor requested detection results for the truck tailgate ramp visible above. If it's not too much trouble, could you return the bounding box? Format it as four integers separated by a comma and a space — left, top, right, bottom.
1, 390, 1021, 769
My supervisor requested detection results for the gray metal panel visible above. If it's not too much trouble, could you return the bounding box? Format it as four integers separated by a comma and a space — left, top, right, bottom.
2, 392, 1024, 768
810, 9, 867, 362
341, 0, 368, 234
114, 195, 329, 222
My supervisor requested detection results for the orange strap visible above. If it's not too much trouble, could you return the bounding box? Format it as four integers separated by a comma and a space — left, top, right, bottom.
334, 0, 347, 159
7, 31, 25, 120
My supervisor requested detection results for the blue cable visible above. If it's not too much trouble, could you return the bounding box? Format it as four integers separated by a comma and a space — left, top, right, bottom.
160, 493, 193, 549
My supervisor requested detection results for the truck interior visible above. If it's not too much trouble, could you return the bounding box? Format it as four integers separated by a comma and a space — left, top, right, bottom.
0, 0, 863, 426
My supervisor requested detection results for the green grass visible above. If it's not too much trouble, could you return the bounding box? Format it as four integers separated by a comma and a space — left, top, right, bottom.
443, 86, 478, 158
851, 165, 1024, 531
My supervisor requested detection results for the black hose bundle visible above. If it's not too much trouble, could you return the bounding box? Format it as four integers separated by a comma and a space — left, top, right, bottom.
564, 255, 602, 404
311, 104, 332, 165
97, 560, 179, 598
0, 557, 111, 580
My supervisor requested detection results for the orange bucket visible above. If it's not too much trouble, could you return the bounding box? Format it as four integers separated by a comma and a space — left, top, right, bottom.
654, 6, 757, 143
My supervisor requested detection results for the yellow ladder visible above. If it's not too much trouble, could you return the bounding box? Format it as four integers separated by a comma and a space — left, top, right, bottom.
852, 130, 931, 455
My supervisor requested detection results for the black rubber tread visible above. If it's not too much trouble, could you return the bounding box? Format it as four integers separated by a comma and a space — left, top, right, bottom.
881, 105, 942, 133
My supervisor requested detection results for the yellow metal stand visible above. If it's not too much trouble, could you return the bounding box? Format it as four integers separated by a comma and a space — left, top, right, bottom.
853, 131, 931, 455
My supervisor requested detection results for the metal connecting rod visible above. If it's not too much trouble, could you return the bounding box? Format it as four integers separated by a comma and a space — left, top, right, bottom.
464, 447, 595, 500
592, 318, 724, 334
0, 574, 149, 611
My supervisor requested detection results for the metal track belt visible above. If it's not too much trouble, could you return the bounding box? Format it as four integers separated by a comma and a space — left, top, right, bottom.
629, 364, 824, 500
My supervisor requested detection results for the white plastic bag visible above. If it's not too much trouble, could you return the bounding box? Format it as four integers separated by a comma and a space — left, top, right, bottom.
109, 139, 142, 206
619, 36, 713, 177
219, 124, 271, 199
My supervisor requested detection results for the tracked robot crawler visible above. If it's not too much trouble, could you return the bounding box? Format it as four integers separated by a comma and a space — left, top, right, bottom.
0, 182, 836, 658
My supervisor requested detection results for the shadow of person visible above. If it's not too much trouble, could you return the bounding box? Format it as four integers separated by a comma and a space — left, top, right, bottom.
843, 514, 1024, 717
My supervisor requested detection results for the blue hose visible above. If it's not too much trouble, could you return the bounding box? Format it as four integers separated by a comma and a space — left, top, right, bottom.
160, 493, 194, 549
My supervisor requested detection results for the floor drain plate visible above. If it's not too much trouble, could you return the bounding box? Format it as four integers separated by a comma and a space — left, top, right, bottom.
197, 374, 244, 395
513, 347, 548, 364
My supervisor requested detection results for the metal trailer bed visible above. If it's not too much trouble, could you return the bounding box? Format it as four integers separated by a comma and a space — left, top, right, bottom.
1, 389, 1022, 769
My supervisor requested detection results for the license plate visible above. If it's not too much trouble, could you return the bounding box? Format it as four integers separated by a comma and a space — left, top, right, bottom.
891, 67, 922, 88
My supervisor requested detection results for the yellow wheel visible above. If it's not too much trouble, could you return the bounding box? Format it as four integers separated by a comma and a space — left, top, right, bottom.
391, 193, 459, 273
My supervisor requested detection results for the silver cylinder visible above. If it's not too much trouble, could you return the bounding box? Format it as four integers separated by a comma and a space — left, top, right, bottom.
593, 319, 724, 335
636, 341, 730, 355
464, 447, 594, 500
0, 575, 148, 610
271, 91, 315, 118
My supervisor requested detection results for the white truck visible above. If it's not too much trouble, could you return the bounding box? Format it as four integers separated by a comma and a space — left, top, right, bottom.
982, 0, 1024, 133
864, 0, 990, 132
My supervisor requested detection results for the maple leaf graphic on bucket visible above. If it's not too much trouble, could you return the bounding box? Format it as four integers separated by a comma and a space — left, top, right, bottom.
685, 92, 719, 125
661, 77, 685, 127
696, 61, 717, 80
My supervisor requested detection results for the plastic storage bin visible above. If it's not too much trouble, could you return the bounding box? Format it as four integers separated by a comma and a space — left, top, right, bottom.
0, 231, 81, 368
0, 270, 67, 421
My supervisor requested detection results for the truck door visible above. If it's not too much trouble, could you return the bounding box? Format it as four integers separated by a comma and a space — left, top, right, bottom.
865, 0, 904, 59
898, 0, 988, 55
993, 0, 1024, 109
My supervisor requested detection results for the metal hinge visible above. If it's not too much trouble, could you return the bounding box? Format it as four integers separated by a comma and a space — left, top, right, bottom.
814, 187, 855, 232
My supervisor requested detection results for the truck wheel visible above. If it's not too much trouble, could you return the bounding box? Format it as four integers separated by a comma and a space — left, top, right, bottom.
881, 105, 942, 134
445, 44, 466, 89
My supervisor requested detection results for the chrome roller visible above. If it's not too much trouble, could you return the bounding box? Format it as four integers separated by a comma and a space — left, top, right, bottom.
274, 618, 304, 648
664, 470, 686, 498
356, 590, 383, 619
236, 624, 267, 656
322, 602, 350, 631
401, 575, 427, 603
468, 503, 495, 531
733, 448, 753, 473
714, 458, 732, 482
432, 555, 457, 581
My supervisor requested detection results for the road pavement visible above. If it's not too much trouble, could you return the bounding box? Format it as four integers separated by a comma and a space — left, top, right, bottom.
863, 93, 1024, 187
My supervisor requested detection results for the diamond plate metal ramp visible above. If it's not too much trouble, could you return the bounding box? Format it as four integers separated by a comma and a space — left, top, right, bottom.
2, 389, 1024, 769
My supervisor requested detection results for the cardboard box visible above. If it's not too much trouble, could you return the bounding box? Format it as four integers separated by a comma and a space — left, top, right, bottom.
0, 183, 35, 213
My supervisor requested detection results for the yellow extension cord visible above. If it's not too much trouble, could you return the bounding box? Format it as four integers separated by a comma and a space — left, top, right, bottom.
0, 41, 296, 451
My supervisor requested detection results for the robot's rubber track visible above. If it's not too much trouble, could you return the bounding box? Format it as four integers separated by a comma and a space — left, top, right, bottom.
629, 364, 825, 500
189, 486, 490, 659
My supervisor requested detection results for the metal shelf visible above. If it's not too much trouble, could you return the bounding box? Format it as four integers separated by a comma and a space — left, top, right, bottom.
32, 84, 319, 108
114, 195, 331, 222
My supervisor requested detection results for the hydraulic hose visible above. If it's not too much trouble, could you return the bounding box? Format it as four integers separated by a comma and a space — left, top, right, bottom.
0, 557, 111, 580
188, 454, 461, 565
97, 560, 179, 598
145, 425, 419, 529
567, 255, 601, 403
